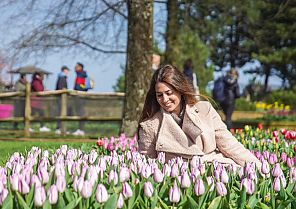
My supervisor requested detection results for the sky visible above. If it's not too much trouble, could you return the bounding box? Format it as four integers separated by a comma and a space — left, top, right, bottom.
0, 1, 282, 93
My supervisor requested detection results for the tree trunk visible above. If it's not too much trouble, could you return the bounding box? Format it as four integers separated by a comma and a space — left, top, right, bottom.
164, 0, 179, 65
121, 0, 153, 136
264, 65, 271, 93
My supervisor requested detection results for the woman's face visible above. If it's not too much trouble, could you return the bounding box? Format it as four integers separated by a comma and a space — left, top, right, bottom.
155, 82, 182, 114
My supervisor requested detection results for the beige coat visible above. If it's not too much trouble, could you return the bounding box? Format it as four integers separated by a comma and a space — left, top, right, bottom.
138, 101, 261, 167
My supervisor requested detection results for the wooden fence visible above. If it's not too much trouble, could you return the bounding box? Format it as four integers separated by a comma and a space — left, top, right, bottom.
0, 83, 125, 137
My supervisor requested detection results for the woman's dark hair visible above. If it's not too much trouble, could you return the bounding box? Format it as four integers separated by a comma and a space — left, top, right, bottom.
139, 64, 198, 124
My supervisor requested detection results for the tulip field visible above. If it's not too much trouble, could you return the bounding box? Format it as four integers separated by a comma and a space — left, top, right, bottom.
0, 127, 295, 208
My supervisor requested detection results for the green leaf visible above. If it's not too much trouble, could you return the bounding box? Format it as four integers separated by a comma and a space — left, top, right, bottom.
238, 187, 247, 209
57, 194, 66, 208
207, 196, 222, 209
259, 202, 270, 209
25, 184, 35, 207
157, 196, 169, 209
64, 198, 81, 209
187, 195, 199, 208
247, 195, 259, 209
1, 195, 13, 209
104, 193, 118, 209
64, 189, 74, 203
277, 198, 296, 209
42, 200, 52, 209
16, 192, 30, 209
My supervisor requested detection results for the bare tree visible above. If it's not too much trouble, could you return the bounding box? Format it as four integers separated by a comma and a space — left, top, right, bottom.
1, 0, 154, 135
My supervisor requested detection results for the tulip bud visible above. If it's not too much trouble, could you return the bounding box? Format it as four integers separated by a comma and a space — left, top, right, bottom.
10, 174, 19, 191
96, 184, 109, 203
117, 193, 124, 208
269, 154, 278, 165
206, 176, 214, 192
216, 182, 227, 196
273, 177, 281, 192
34, 186, 46, 207
81, 180, 93, 198
181, 172, 191, 189
0, 188, 8, 206
56, 175, 66, 193
120, 167, 130, 182
169, 180, 180, 203
157, 152, 166, 164
144, 182, 154, 198
153, 168, 164, 183
122, 182, 133, 199
194, 179, 205, 196
38, 167, 49, 184
170, 163, 179, 178
19, 177, 30, 194
261, 160, 270, 174
48, 185, 58, 205
163, 164, 171, 177
272, 163, 282, 177
220, 168, 229, 184
108, 170, 118, 185
287, 158, 294, 168
280, 152, 287, 162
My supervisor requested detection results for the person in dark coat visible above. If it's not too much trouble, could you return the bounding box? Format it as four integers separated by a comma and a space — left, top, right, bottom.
73, 62, 88, 136
55, 66, 70, 134
56, 66, 69, 90
13, 74, 27, 129
220, 68, 240, 129
31, 72, 51, 132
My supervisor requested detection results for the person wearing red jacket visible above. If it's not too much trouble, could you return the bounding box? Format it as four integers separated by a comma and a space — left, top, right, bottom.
31, 72, 51, 132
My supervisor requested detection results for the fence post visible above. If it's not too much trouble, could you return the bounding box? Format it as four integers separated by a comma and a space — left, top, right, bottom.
24, 83, 31, 137
60, 90, 67, 135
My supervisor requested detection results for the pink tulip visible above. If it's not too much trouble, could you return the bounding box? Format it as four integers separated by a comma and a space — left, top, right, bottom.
206, 176, 215, 192
220, 168, 229, 183
30, 174, 41, 187
81, 180, 93, 198
269, 153, 278, 165
153, 168, 164, 183
141, 165, 152, 179
163, 164, 171, 177
38, 167, 49, 184
144, 182, 154, 198
272, 163, 282, 177
117, 193, 124, 208
261, 160, 270, 174
120, 167, 130, 182
287, 158, 294, 168
108, 170, 118, 185
273, 177, 281, 192
280, 153, 287, 162
170, 164, 179, 178
48, 185, 58, 204
56, 175, 66, 193
0, 188, 8, 206
157, 152, 166, 164
122, 182, 133, 199
241, 178, 255, 195
34, 186, 46, 207
181, 171, 191, 189
194, 179, 205, 196
19, 177, 30, 194
169, 180, 180, 203
10, 174, 19, 191
96, 184, 109, 203
89, 150, 98, 164
216, 182, 227, 196
272, 131, 279, 137
263, 151, 270, 160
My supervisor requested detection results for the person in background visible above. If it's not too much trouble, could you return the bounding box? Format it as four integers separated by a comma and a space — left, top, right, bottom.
73, 62, 87, 136
31, 72, 51, 132
55, 66, 69, 134
220, 68, 240, 129
183, 58, 200, 97
13, 74, 27, 129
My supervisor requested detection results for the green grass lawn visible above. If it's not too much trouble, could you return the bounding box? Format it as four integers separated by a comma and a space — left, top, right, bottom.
0, 141, 94, 166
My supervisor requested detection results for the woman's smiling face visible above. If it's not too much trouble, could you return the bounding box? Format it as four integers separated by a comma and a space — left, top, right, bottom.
155, 82, 182, 114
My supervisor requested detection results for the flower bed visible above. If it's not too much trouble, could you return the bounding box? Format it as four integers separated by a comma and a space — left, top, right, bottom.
0, 130, 295, 209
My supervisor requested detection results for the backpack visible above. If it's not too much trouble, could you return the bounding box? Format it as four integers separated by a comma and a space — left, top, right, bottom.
85, 76, 94, 90
212, 77, 226, 103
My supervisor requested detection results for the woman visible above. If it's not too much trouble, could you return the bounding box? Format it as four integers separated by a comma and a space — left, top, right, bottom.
220, 68, 240, 129
138, 65, 260, 167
